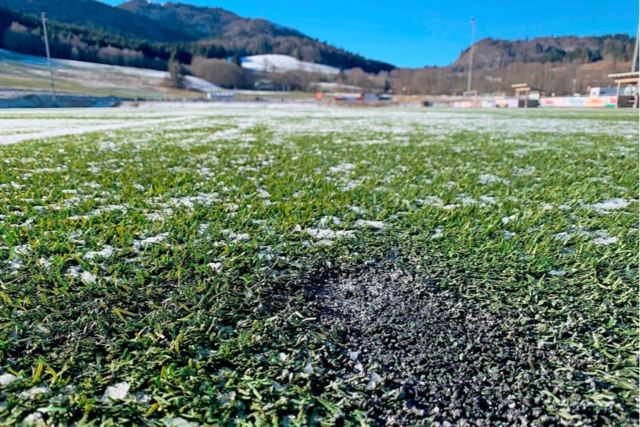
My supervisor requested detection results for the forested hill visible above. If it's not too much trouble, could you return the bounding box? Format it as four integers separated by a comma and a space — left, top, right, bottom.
453, 35, 635, 71
0, 0, 194, 42
0, 0, 395, 73
117, 1, 306, 40
118, 1, 394, 72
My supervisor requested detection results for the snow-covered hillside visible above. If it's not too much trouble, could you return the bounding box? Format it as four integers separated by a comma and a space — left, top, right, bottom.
241, 54, 340, 75
0, 49, 222, 95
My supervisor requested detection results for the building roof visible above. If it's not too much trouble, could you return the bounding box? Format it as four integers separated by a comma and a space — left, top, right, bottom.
608, 71, 639, 81
511, 83, 544, 91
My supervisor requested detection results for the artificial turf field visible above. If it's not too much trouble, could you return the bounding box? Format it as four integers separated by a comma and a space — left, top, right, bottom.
0, 106, 638, 426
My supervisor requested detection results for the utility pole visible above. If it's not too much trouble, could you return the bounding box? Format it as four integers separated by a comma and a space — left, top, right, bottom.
632, 17, 639, 72
41, 12, 57, 104
467, 17, 476, 94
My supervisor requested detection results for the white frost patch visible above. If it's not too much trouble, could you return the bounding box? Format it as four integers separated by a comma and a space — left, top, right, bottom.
593, 236, 618, 245
319, 216, 342, 226
19, 386, 51, 399
305, 228, 355, 240
67, 267, 96, 283
101, 382, 130, 403
14, 244, 31, 255
366, 373, 383, 390
81, 271, 97, 284
592, 231, 618, 246
431, 227, 444, 239
479, 195, 499, 205
38, 257, 52, 269
233, 233, 250, 243
348, 206, 364, 215
587, 198, 634, 213
8, 257, 23, 271
134, 233, 168, 249
355, 220, 386, 229
501, 215, 517, 225
256, 189, 271, 198
22, 412, 45, 426
0, 373, 19, 387
329, 163, 356, 173
163, 417, 198, 427
553, 232, 571, 243
416, 196, 444, 208
478, 174, 509, 185
208, 262, 222, 271
218, 391, 236, 406
83, 245, 115, 260
67, 266, 81, 278
503, 231, 515, 239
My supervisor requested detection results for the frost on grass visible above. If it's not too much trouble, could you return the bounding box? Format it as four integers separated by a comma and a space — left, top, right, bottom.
592, 230, 618, 245
0, 107, 637, 426
355, 219, 386, 229
0, 374, 19, 387
163, 417, 198, 427
587, 198, 636, 214
101, 382, 130, 403
83, 245, 115, 260
328, 163, 356, 173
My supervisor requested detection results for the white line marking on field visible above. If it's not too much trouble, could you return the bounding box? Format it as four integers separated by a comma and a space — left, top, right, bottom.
0, 116, 193, 145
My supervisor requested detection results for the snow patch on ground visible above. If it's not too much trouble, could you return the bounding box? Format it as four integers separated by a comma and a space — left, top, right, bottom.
241, 54, 340, 75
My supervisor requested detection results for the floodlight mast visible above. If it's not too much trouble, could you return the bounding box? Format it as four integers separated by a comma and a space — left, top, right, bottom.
467, 17, 476, 94
632, 18, 639, 73
41, 12, 57, 104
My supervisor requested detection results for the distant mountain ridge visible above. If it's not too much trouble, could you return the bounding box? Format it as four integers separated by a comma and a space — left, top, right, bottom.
0, 0, 395, 73
118, 1, 305, 40
453, 35, 634, 71
0, 0, 194, 42
117, 0, 394, 72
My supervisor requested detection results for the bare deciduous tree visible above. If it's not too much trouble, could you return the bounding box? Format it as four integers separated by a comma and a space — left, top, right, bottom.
190, 57, 248, 88
166, 59, 184, 89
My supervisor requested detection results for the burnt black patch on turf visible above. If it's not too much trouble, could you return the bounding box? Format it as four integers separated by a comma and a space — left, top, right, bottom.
272, 264, 620, 426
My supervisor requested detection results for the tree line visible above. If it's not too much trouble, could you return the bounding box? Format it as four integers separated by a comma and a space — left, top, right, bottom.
0, 7, 230, 71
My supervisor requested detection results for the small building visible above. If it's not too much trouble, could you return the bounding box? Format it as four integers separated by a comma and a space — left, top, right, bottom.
511, 83, 543, 108
207, 92, 235, 100
589, 87, 618, 97
608, 72, 639, 108
334, 92, 362, 102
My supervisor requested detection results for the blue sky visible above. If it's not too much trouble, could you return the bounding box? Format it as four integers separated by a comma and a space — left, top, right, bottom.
102, 0, 638, 67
